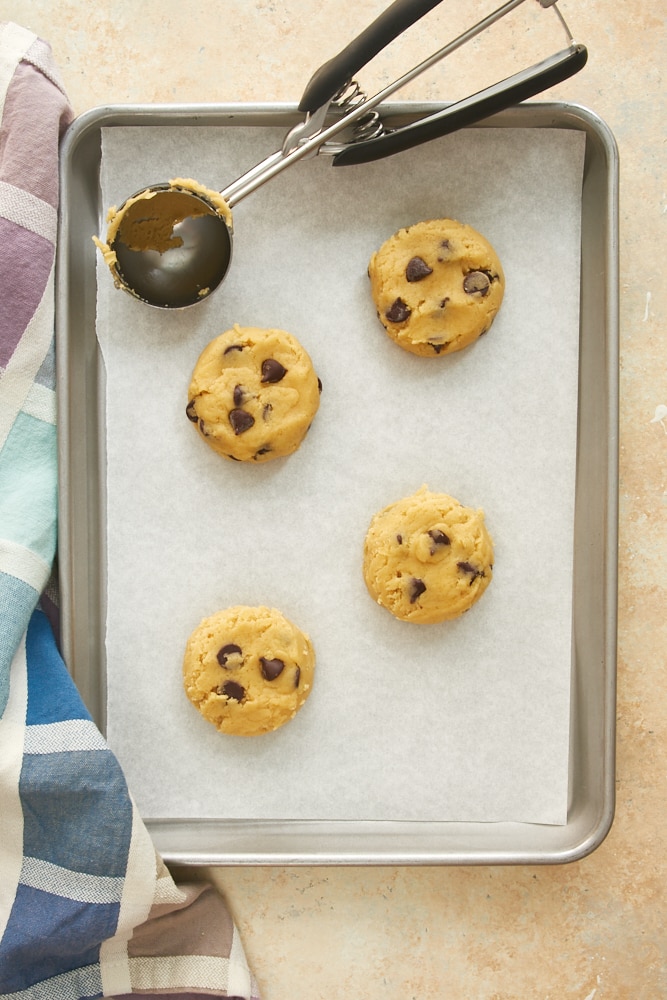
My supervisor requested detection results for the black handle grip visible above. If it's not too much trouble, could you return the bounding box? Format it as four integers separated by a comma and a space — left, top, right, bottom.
330, 43, 588, 165
299, 0, 443, 113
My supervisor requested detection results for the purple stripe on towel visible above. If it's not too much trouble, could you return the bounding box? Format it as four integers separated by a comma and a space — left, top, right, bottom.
0, 59, 72, 207
0, 216, 54, 367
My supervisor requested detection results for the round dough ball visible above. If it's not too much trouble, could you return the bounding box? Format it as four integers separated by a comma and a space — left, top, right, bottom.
368, 218, 504, 356
183, 605, 315, 735
363, 485, 494, 623
186, 325, 322, 462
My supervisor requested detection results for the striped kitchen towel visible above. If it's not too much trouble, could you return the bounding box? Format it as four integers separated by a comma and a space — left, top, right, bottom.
0, 22, 260, 999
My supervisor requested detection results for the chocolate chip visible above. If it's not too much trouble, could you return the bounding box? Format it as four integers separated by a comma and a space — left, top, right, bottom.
430, 342, 447, 354
437, 240, 452, 263
457, 560, 484, 584
224, 344, 244, 355
261, 358, 287, 384
254, 447, 271, 458
221, 680, 245, 701
396, 534, 403, 544
405, 256, 433, 282
233, 384, 247, 406
385, 298, 411, 324
439, 297, 450, 308
317, 377, 323, 393
217, 643, 243, 667
463, 271, 491, 296
260, 656, 285, 681
409, 577, 427, 603
428, 528, 450, 553
294, 666, 301, 689
186, 399, 198, 422
262, 403, 273, 421
198, 418, 209, 436
229, 408, 255, 435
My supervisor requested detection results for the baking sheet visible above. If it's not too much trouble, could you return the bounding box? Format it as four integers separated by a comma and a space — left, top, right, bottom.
94, 122, 585, 825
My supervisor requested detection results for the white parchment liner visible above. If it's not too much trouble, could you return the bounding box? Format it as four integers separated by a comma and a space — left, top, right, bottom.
97, 122, 585, 824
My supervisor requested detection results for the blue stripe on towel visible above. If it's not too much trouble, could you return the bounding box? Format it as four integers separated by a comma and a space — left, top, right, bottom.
0, 611, 130, 992
21, 613, 133, 877
20, 749, 133, 877
0, 885, 110, 994
25, 609, 90, 724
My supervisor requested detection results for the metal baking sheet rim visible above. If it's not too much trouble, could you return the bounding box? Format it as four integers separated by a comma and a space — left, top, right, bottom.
55, 101, 619, 867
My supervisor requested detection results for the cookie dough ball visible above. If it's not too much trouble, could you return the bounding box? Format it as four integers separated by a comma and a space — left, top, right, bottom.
183, 605, 315, 735
368, 219, 504, 356
187, 325, 322, 462
363, 485, 494, 623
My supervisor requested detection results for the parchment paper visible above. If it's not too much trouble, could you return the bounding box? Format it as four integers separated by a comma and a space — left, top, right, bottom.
97, 121, 585, 824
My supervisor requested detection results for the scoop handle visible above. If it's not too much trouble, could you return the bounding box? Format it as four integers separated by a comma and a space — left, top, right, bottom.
299, 0, 443, 113
330, 42, 588, 165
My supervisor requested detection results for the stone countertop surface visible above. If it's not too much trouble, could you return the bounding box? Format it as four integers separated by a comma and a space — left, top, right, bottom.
6, 1, 665, 996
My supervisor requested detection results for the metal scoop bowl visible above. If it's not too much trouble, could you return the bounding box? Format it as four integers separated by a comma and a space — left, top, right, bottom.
108, 184, 233, 308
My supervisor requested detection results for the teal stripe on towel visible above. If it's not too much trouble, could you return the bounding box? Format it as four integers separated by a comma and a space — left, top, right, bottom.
0, 410, 57, 564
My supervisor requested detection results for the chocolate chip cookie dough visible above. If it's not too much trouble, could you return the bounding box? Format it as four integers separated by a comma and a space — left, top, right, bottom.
363, 485, 494, 623
368, 219, 504, 356
186, 325, 322, 462
183, 605, 315, 735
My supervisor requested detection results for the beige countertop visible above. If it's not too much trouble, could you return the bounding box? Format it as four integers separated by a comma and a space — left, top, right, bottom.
6, 0, 665, 996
